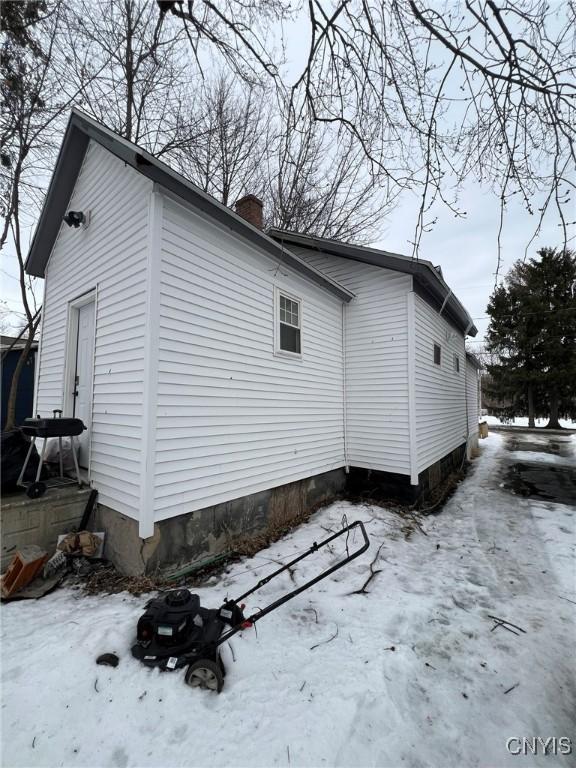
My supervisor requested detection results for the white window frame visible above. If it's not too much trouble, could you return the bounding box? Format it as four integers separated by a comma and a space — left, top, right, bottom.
433, 342, 441, 366
274, 286, 303, 359
453, 353, 460, 373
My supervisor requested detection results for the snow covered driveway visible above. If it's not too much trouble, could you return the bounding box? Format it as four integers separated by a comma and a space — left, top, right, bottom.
2, 432, 575, 768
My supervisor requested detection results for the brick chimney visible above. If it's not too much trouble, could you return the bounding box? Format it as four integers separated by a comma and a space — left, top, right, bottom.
235, 194, 263, 229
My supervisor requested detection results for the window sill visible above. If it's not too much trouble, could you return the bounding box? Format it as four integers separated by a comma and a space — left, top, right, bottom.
274, 348, 303, 361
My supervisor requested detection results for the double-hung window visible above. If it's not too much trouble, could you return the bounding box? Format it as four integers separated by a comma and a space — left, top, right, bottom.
275, 289, 302, 356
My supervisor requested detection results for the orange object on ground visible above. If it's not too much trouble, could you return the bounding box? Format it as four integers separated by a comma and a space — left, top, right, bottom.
1, 546, 48, 598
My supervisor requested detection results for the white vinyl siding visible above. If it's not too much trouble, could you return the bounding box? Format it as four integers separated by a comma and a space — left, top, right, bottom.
35, 141, 152, 518
153, 197, 345, 519
288, 248, 412, 475
466, 357, 480, 437
414, 294, 467, 473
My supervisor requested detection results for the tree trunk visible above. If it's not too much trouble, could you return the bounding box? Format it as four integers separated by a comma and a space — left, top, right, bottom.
4, 335, 35, 432
527, 382, 535, 428
545, 390, 561, 429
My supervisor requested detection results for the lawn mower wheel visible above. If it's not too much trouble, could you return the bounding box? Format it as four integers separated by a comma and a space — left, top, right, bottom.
185, 658, 224, 693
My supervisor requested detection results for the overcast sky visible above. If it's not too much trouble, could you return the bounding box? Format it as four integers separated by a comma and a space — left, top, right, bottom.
375, 183, 564, 345
1, 5, 571, 343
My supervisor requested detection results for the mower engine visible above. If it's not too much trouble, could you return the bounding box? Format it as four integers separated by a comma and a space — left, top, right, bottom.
131, 588, 244, 679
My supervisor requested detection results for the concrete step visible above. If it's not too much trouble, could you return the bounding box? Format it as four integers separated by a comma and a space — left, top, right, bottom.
1, 486, 93, 573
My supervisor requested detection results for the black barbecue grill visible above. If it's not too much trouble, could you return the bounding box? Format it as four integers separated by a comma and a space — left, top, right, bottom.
20, 416, 85, 439
18, 410, 86, 498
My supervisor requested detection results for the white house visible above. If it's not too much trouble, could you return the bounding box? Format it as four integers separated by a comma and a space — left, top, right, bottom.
465, 352, 482, 455
26, 110, 479, 574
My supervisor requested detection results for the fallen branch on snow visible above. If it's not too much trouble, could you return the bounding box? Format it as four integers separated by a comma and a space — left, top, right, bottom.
310, 625, 339, 650
557, 594, 576, 606
488, 615, 527, 636
408, 512, 427, 536
451, 594, 471, 613
350, 542, 386, 595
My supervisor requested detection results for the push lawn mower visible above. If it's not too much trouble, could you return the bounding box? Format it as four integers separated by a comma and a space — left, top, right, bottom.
131, 520, 369, 692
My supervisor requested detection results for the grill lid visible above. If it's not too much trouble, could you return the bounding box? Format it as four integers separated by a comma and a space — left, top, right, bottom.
21, 417, 86, 437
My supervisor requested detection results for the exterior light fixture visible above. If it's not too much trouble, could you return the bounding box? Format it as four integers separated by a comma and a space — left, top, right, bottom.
64, 210, 86, 228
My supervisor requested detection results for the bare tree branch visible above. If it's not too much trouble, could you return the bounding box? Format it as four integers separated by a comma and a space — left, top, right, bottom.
167, 1, 575, 257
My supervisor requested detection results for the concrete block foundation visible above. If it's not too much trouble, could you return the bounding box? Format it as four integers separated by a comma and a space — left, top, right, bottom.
94, 468, 347, 576
417, 443, 467, 498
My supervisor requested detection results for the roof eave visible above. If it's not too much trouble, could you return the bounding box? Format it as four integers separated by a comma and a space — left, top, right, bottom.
25, 120, 90, 278
465, 351, 482, 369
268, 229, 478, 337
25, 110, 354, 303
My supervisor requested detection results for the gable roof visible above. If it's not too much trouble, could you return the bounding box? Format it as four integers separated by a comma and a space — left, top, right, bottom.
24, 109, 354, 303
268, 229, 478, 336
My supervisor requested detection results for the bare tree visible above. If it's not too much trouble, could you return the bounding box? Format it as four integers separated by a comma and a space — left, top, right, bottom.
157, 0, 286, 83
266, 102, 393, 243
67, 0, 194, 154
164, 1, 576, 265
1, 0, 95, 430
172, 73, 270, 205
0, 0, 196, 431
174, 77, 391, 242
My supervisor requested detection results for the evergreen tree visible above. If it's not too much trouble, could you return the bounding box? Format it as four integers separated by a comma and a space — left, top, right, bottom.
486, 248, 576, 429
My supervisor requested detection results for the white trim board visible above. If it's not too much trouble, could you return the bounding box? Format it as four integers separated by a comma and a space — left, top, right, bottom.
406, 289, 419, 485
138, 187, 163, 539
62, 288, 97, 473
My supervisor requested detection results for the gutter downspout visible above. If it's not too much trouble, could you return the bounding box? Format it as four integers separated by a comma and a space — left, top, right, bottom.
462, 323, 475, 459
439, 287, 452, 318
464, 353, 470, 459
342, 302, 349, 472
463, 321, 475, 459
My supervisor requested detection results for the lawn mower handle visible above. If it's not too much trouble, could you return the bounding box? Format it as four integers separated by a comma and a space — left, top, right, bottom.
216, 520, 370, 645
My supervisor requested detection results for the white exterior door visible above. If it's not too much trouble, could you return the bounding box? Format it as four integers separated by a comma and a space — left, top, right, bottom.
73, 299, 95, 468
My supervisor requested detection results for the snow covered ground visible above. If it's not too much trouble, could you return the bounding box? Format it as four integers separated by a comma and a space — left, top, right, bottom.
483, 415, 576, 429
2, 432, 575, 768
507, 450, 574, 466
